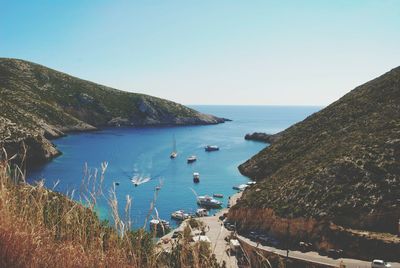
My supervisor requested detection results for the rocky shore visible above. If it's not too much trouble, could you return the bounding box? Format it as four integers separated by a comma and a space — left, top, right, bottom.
244, 132, 282, 144
0, 58, 227, 167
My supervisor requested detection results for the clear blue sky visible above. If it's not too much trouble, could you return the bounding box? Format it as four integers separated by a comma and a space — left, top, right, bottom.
1, 0, 399, 105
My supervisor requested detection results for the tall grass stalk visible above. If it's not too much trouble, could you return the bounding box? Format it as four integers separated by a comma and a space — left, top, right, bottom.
0, 146, 221, 267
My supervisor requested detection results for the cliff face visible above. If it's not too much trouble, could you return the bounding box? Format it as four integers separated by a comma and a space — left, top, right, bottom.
0, 58, 225, 165
233, 66, 400, 237
229, 206, 400, 261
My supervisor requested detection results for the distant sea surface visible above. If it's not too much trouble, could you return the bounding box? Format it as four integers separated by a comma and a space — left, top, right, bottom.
28, 105, 321, 228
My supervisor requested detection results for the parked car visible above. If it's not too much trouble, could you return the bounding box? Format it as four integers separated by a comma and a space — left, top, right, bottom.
171, 231, 183, 239
318, 248, 328, 256
225, 224, 236, 231
299, 241, 313, 252
258, 235, 269, 245
371, 259, 391, 268
248, 231, 259, 241
223, 220, 235, 230
262, 236, 279, 247
268, 237, 280, 247
327, 249, 343, 259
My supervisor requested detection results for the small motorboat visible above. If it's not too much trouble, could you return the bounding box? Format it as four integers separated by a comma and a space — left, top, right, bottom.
233, 184, 248, 191
197, 195, 222, 208
114, 182, 120, 186
155, 186, 161, 191
193, 172, 200, 183
213, 193, 223, 198
171, 210, 190, 221
205, 145, 219, 152
196, 208, 209, 217
187, 155, 197, 163
131, 176, 151, 187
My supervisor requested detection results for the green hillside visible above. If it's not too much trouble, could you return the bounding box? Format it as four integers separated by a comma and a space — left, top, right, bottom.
0, 58, 225, 165
235, 66, 400, 234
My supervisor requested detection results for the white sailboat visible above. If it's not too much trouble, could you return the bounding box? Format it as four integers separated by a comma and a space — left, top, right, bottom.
170, 135, 177, 159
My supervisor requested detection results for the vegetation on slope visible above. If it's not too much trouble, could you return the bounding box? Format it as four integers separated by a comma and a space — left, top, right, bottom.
236, 66, 400, 234
0, 148, 220, 267
0, 58, 225, 165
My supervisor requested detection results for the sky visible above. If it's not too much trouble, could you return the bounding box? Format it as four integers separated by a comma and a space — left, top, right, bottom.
1, 1, 399, 105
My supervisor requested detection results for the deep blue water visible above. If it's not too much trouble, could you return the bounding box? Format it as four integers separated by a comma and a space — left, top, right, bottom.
28, 106, 320, 229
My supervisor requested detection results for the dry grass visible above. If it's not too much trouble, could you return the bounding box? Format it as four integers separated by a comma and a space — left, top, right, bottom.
0, 147, 220, 268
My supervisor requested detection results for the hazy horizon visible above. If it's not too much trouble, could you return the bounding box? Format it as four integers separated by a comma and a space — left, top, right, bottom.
2, 1, 399, 105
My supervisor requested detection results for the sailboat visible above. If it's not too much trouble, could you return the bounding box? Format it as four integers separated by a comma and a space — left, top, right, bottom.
170, 135, 178, 159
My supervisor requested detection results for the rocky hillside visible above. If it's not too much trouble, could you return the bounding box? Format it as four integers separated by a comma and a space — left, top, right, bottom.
0, 58, 225, 165
233, 66, 400, 236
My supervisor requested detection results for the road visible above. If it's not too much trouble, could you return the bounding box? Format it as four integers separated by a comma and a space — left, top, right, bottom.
158, 192, 243, 267
160, 191, 400, 268
198, 215, 238, 268
195, 192, 243, 267
237, 234, 400, 268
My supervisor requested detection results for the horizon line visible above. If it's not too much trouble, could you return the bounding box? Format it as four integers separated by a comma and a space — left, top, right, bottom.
185, 104, 325, 107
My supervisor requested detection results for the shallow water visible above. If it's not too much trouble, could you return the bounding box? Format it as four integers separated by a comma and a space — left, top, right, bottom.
28, 105, 320, 229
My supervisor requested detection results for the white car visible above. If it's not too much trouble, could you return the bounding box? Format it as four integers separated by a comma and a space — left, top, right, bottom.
371, 259, 391, 268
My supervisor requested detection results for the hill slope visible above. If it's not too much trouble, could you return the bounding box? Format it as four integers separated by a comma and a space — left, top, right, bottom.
0, 58, 225, 165
233, 66, 400, 235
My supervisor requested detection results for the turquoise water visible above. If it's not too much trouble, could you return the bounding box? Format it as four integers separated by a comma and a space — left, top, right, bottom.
28, 106, 320, 229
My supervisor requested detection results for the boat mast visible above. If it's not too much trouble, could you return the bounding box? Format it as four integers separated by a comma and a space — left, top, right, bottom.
173, 134, 176, 153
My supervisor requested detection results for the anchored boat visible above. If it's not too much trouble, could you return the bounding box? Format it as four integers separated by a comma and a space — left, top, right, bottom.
205, 145, 219, 152
171, 210, 190, 221
197, 195, 222, 208
233, 184, 248, 191
193, 172, 200, 183
187, 155, 197, 163
196, 208, 209, 217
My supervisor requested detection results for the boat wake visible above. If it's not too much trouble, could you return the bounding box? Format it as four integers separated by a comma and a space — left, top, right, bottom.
131, 176, 151, 186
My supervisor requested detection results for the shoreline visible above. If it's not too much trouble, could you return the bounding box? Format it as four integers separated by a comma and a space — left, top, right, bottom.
158, 191, 243, 267
15, 119, 229, 170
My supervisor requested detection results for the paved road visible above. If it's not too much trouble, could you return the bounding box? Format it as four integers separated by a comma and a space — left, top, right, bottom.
198, 215, 238, 268
157, 193, 242, 267
160, 191, 400, 268
195, 192, 243, 267
237, 235, 400, 268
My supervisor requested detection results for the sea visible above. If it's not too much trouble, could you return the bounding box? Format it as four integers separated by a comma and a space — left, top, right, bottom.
27, 105, 321, 229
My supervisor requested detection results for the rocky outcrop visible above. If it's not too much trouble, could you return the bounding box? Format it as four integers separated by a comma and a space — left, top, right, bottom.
244, 132, 282, 144
0, 58, 226, 166
2, 135, 61, 167
0, 116, 60, 166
